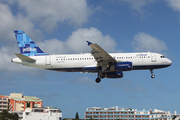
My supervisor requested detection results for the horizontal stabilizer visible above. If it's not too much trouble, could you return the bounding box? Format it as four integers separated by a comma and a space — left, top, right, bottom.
14, 53, 36, 63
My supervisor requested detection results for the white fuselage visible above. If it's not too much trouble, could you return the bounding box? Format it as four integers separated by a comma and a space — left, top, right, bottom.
12, 52, 172, 73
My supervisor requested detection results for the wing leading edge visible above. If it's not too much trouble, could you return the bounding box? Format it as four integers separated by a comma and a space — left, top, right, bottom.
86, 41, 116, 72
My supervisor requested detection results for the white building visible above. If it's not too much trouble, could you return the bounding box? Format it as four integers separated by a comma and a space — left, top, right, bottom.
12, 107, 62, 120
85, 106, 179, 120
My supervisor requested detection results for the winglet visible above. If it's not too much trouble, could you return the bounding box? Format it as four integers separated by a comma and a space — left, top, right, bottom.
86, 41, 92, 46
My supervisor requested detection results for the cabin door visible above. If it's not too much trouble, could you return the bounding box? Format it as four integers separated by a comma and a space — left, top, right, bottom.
45, 56, 51, 65
151, 53, 156, 62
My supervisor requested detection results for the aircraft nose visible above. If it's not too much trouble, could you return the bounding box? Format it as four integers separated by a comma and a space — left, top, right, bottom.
168, 59, 172, 66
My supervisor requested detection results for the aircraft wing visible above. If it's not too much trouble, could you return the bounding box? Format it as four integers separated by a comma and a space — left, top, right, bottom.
86, 41, 116, 72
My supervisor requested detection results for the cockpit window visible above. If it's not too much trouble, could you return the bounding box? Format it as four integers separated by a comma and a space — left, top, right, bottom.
160, 56, 165, 58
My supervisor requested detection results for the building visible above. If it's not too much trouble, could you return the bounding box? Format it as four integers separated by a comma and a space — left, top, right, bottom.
0, 93, 62, 120
10, 107, 62, 120
0, 93, 43, 112
9, 93, 43, 111
0, 95, 9, 111
85, 106, 175, 120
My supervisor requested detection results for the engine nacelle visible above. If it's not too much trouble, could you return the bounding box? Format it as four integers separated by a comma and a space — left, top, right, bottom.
105, 71, 123, 78
110, 62, 133, 71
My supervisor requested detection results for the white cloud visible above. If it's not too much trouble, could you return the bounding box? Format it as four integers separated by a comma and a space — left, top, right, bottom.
166, 0, 180, 13
17, 0, 92, 32
0, 3, 42, 45
131, 32, 167, 52
40, 27, 117, 54
0, 0, 94, 43
120, 0, 154, 15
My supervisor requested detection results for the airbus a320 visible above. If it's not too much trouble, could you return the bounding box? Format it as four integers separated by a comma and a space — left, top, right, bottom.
12, 30, 172, 83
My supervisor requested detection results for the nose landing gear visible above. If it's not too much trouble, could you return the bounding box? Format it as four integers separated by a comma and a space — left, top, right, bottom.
150, 69, 155, 78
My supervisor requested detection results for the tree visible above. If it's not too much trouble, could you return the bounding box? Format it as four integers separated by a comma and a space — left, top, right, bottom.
89, 118, 94, 120
172, 115, 177, 120
75, 112, 79, 120
0, 110, 9, 120
0, 110, 19, 120
13, 113, 19, 120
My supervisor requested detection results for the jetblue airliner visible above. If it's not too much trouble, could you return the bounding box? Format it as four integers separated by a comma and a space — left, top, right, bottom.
12, 30, 172, 83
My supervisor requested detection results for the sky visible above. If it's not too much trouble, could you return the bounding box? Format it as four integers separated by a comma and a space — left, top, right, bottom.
0, 0, 180, 118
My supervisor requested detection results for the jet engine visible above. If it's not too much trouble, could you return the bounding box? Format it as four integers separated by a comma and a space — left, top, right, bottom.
105, 71, 123, 78
110, 62, 133, 71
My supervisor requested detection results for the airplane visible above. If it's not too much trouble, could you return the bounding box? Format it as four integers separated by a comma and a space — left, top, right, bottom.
11, 30, 172, 83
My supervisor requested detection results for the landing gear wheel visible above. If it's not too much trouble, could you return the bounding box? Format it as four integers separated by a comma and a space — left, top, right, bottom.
95, 77, 101, 83
151, 74, 155, 78
100, 73, 105, 79
150, 69, 155, 79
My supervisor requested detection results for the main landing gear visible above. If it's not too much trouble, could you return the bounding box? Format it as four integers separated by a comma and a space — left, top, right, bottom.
150, 69, 155, 78
95, 73, 105, 83
95, 77, 101, 83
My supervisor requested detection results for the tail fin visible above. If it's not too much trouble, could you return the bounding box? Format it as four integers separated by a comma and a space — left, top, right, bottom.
14, 30, 48, 56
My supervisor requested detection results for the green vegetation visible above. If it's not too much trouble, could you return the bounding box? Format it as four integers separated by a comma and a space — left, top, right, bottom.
172, 115, 177, 120
0, 110, 19, 120
75, 112, 79, 120
89, 118, 94, 120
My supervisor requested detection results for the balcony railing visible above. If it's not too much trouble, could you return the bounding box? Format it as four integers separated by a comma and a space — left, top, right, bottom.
0, 99, 8, 102
1, 107, 8, 109
0, 103, 8, 106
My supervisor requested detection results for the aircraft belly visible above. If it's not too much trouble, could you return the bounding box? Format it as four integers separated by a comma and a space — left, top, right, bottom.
133, 64, 171, 70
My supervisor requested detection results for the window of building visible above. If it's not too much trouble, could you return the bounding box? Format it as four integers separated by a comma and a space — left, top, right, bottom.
27, 102, 30, 107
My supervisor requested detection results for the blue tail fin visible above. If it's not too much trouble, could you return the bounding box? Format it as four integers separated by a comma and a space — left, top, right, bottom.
14, 30, 48, 56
